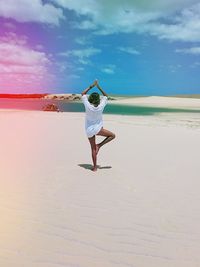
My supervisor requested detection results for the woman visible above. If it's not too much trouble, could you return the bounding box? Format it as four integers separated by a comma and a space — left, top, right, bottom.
81, 80, 116, 172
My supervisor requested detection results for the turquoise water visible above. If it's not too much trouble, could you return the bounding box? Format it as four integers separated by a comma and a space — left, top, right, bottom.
0, 98, 200, 116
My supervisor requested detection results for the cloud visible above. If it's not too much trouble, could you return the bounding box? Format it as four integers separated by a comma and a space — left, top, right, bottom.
75, 36, 91, 45
51, 0, 99, 17
168, 64, 182, 73
59, 47, 101, 65
72, 20, 97, 30
0, 0, 64, 25
53, 0, 199, 18
118, 47, 140, 55
68, 74, 80, 79
0, 32, 28, 46
0, 35, 53, 92
143, 3, 200, 42
3, 22, 16, 29
176, 47, 200, 55
53, 0, 200, 42
190, 62, 200, 68
0, 43, 50, 67
101, 64, 116, 74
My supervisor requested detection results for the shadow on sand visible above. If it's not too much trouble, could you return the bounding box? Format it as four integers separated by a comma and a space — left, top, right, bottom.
78, 164, 112, 171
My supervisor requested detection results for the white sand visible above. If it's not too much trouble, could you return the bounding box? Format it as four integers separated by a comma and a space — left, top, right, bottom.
0, 102, 200, 267
112, 96, 200, 109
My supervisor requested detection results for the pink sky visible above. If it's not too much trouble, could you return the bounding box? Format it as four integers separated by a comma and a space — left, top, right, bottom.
0, 33, 55, 93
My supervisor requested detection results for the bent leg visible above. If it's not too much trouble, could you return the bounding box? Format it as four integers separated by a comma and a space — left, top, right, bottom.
88, 135, 97, 171
96, 128, 116, 154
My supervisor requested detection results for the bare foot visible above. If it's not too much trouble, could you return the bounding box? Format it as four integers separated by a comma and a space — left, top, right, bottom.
91, 166, 98, 172
96, 144, 100, 155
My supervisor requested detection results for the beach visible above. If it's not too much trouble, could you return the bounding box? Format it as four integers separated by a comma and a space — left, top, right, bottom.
0, 96, 200, 267
112, 95, 200, 109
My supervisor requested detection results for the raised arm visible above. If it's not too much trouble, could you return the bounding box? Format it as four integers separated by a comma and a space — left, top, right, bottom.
81, 80, 97, 96
96, 82, 108, 97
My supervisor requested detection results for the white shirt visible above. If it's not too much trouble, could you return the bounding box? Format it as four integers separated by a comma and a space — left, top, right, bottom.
81, 94, 108, 138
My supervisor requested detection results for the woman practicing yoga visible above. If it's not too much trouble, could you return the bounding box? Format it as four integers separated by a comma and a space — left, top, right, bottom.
81, 80, 116, 172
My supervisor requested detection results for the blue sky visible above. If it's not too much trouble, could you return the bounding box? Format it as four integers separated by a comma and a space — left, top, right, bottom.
0, 0, 200, 95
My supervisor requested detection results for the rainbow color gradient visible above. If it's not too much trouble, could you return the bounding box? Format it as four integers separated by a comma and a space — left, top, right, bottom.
0, 0, 200, 95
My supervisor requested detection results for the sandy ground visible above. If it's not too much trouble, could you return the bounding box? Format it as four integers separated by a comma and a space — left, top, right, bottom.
0, 100, 200, 267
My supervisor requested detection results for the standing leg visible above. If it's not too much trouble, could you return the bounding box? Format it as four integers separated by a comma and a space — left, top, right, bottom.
88, 135, 98, 171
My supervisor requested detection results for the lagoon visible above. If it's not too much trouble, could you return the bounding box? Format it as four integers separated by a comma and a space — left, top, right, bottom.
1, 98, 200, 116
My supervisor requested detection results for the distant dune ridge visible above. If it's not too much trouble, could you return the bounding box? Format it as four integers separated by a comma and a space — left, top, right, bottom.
0, 93, 114, 101
0, 93, 48, 99
43, 94, 81, 100
42, 94, 200, 109
0, 92, 199, 99
0, 93, 199, 110
43, 94, 116, 101
112, 96, 200, 109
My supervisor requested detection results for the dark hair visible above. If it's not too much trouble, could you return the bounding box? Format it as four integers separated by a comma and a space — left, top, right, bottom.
88, 92, 100, 106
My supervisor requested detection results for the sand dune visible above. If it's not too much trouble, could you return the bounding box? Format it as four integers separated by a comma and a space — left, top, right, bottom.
0, 108, 200, 267
112, 96, 200, 109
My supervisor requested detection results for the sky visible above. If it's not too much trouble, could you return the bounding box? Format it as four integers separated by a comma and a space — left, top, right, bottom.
0, 0, 200, 95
